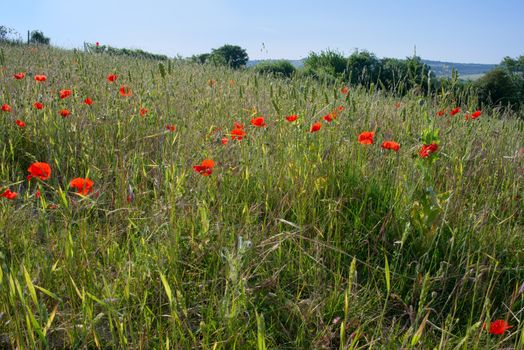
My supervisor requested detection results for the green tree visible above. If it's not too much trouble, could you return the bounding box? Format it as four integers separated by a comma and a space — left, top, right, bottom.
29, 30, 50, 45
303, 49, 348, 79
210, 44, 248, 69
475, 68, 521, 108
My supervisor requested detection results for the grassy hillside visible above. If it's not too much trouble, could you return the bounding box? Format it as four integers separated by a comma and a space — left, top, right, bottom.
0, 45, 523, 349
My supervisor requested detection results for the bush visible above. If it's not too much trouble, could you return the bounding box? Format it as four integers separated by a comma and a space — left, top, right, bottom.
304, 49, 348, 79
252, 60, 296, 78
475, 68, 521, 109
29, 30, 50, 45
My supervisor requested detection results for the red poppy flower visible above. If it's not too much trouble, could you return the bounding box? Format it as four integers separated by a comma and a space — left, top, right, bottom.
70, 177, 94, 195
84, 97, 93, 105
1, 104, 11, 112
14, 72, 25, 80
251, 116, 267, 127
60, 109, 71, 118
381, 141, 400, 152
341, 86, 349, 95
221, 137, 228, 145
192, 159, 215, 176
34, 75, 47, 82
419, 143, 438, 158
358, 131, 374, 145
166, 124, 176, 132
119, 85, 132, 97
450, 107, 461, 116
471, 110, 481, 119
1, 189, 17, 200
286, 115, 298, 122
139, 107, 148, 117
34, 102, 44, 109
395, 102, 401, 109
231, 127, 247, 140
107, 74, 117, 82
234, 122, 244, 129
436, 110, 446, 116
486, 320, 512, 335
15, 120, 26, 128
96, 42, 100, 47
27, 162, 51, 181
337, 106, 345, 112
35, 190, 41, 199
59, 89, 72, 99
310, 122, 322, 133
323, 114, 334, 122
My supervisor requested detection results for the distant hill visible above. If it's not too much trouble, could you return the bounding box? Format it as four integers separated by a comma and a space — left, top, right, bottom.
247, 58, 497, 79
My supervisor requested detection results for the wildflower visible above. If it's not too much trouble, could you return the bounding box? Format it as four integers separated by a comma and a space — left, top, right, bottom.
34, 75, 47, 82
60, 109, 71, 118
35, 190, 41, 199
450, 107, 461, 116
337, 105, 345, 112
310, 122, 322, 133
27, 162, 51, 181
15, 120, 26, 128
286, 115, 298, 122
323, 114, 334, 122
193, 159, 215, 176
107, 74, 117, 82
221, 137, 228, 145
251, 116, 267, 127
207, 79, 216, 87
14, 72, 25, 80
231, 122, 246, 140
34, 102, 44, 109
419, 143, 438, 158
471, 110, 481, 119
485, 320, 512, 335
436, 110, 446, 116
95, 42, 100, 47
84, 97, 93, 105
395, 102, 401, 109
358, 131, 374, 145
381, 141, 400, 152
119, 85, 132, 97
165, 124, 176, 132
1, 104, 11, 112
341, 86, 349, 95
139, 107, 148, 117
59, 89, 72, 99
70, 177, 94, 195
1, 189, 17, 200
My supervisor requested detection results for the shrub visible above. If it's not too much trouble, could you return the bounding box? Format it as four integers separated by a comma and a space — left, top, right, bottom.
29, 30, 50, 45
210, 44, 248, 69
304, 49, 348, 79
252, 60, 296, 78
475, 68, 521, 109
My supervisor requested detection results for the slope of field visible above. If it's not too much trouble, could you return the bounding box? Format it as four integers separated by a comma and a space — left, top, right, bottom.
0, 45, 523, 349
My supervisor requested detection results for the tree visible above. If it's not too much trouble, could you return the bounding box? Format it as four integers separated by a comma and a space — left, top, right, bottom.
475, 68, 521, 109
0, 25, 21, 43
29, 30, 50, 45
304, 49, 348, 79
210, 44, 248, 69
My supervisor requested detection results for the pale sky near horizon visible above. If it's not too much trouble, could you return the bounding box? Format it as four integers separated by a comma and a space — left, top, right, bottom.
3, 0, 524, 64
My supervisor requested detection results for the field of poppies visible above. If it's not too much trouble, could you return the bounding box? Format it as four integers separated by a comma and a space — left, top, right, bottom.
0, 44, 523, 349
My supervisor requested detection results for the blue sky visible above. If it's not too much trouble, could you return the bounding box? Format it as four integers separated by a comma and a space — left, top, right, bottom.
4, 0, 524, 63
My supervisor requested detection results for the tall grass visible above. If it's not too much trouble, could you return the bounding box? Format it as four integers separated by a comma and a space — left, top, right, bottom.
0, 44, 523, 349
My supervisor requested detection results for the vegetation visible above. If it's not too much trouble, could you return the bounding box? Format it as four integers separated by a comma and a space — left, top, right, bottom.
475, 55, 524, 112
252, 60, 296, 78
84, 42, 169, 61
28, 30, 50, 45
0, 44, 523, 349
192, 44, 249, 69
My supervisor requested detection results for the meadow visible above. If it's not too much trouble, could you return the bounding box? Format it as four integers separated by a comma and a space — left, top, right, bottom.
0, 44, 523, 349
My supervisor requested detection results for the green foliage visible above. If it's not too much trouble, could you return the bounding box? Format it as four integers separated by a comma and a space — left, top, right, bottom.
84, 42, 168, 60
191, 53, 210, 64
475, 56, 524, 112
303, 49, 348, 79
252, 60, 296, 78
210, 44, 249, 69
29, 30, 50, 45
